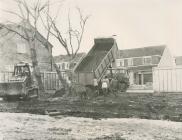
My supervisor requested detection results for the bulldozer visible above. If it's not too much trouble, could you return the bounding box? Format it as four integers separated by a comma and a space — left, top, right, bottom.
0, 63, 38, 100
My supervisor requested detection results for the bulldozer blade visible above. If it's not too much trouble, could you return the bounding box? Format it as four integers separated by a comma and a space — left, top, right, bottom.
0, 82, 25, 97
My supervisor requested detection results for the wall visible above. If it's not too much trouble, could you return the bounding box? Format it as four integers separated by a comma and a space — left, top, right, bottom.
152, 56, 161, 64
116, 55, 161, 68
0, 32, 52, 72
133, 57, 143, 66
153, 67, 182, 92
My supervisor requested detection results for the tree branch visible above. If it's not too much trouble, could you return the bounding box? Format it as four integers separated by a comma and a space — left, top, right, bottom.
68, 10, 74, 57
0, 24, 28, 40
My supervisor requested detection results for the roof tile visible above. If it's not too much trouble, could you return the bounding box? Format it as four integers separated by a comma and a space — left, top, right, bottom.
118, 45, 166, 58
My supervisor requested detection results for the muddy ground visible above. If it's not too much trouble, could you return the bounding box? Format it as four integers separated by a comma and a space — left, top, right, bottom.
1, 93, 182, 122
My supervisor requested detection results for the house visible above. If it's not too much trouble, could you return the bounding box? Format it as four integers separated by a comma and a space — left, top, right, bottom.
175, 56, 182, 66
54, 53, 85, 80
0, 22, 53, 72
54, 53, 85, 71
115, 45, 174, 91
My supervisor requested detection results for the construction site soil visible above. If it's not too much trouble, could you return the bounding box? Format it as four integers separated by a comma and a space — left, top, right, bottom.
1, 93, 182, 122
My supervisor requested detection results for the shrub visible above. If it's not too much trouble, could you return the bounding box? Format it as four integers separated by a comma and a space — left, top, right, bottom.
109, 73, 129, 92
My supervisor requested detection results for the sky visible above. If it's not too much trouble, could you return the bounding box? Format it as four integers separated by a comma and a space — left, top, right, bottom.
0, 0, 182, 56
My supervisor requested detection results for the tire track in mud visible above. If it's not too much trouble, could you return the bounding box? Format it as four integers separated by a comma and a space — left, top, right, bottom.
1, 94, 182, 122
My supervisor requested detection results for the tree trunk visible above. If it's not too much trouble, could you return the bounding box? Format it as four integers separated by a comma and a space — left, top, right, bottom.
52, 56, 68, 89
29, 40, 44, 94
44, 44, 68, 90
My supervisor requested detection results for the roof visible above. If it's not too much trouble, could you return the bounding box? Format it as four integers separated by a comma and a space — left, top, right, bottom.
175, 56, 182, 65
118, 45, 166, 58
0, 21, 53, 48
54, 53, 85, 63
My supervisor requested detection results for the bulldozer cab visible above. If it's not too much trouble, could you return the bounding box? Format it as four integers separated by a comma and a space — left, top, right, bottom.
13, 63, 32, 87
13, 63, 31, 77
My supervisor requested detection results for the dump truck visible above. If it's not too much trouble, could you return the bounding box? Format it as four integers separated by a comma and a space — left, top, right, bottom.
0, 63, 38, 100
74, 38, 118, 86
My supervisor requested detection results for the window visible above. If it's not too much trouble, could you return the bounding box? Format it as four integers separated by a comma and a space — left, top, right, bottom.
66, 63, 70, 69
17, 43, 26, 54
119, 59, 124, 67
70, 62, 76, 69
116, 59, 124, 67
62, 63, 65, 70
62, 62, 69, 70
143, 56, 152, 65
127, 58, 133, 66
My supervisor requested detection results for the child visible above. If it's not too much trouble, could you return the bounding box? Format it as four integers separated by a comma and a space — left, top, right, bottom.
102, 76, 109, 94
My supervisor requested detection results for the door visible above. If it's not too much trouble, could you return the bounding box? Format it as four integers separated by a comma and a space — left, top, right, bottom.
139, 74, 142, 85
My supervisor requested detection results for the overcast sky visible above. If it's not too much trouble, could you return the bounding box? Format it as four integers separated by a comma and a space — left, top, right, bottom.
1, 0, 182, 56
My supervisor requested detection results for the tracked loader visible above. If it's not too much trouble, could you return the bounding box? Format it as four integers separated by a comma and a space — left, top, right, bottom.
0, 63, 38, 100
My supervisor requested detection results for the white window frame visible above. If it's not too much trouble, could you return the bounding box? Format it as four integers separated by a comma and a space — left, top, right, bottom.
143, 56, 152, 65
62, 63, 65, 70
116, 59, 125, 67
119, 59, 124, 67
127, 58, 133, 66
64, 62, 69, 70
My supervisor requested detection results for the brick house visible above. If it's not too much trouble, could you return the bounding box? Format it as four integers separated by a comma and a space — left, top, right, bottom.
54, 53, 85, 71
0, 22, 53, 72
115, 46, 174, 91
54, 53, 85, 80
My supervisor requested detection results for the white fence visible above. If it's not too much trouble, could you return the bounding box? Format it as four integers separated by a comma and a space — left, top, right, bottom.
153, 67, 182, 93
0, 71, 68, 91
0, 72, 13, 82
41, 72, 61, 90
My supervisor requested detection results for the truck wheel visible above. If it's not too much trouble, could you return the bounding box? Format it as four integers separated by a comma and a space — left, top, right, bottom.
23, 95, 30, 101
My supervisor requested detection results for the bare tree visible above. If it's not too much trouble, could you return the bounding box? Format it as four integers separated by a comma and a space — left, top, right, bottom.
40, 2, 89, 90
1, 0, 89, 93
44, 7, 89, 59
39, 0, 68, 90
0, 0, 49, 93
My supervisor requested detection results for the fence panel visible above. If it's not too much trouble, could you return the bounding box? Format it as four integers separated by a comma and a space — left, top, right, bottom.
0, 71, 66, 91
153, 67, 182, 93
41, 71, 66, 90
0, 72, 13, 82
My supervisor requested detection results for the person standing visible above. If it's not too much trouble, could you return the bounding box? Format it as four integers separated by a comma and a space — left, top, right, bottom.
93, 78, 98, 89
102, 76, 109, 94
93, 78, 99, 95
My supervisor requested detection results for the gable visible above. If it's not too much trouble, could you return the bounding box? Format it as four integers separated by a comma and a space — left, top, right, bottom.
158, 47, 175, 67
